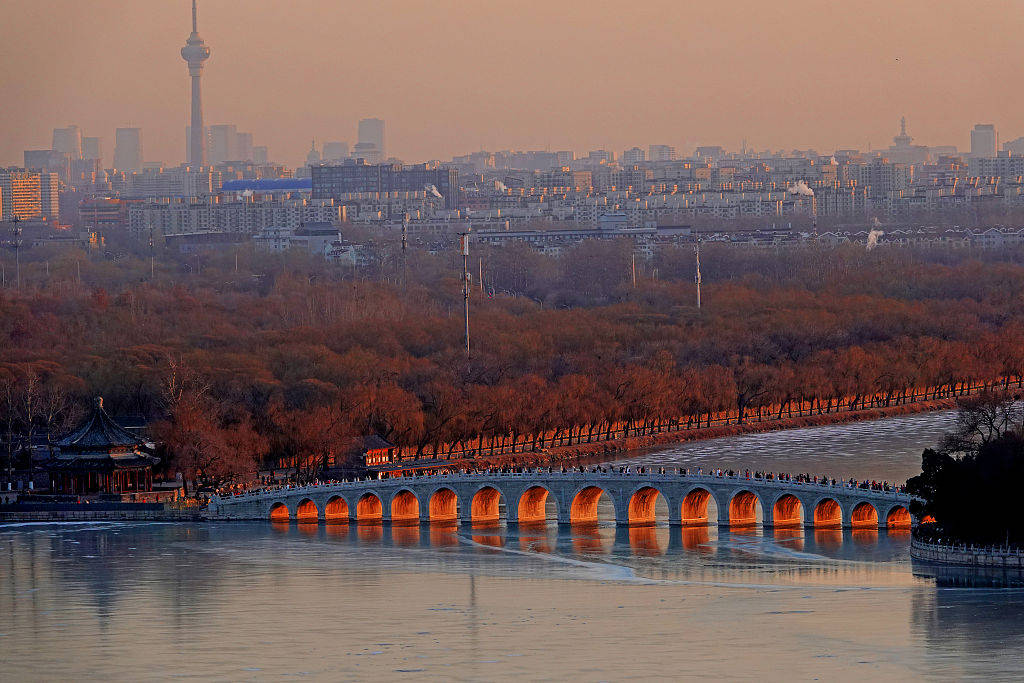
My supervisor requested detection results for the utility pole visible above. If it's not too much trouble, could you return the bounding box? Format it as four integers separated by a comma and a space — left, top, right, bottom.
695, 238, 702, 311
12, 217, 22, 290
401, 214, 409, 290
149, 224, 155, 280
631, 253, 637, 288
459, 232, 471, 354
478, 257, 483, 294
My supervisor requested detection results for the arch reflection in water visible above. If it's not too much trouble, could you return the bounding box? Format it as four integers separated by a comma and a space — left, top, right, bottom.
389, 524, 420, 547
517, 522, 554, 554
628, 525, 666, 555
429, 521, 460, 547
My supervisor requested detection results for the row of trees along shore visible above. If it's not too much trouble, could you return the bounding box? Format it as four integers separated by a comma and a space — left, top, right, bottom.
4, 237, 1024, 488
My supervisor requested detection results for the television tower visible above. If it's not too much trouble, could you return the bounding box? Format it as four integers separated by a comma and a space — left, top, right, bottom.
181, 0, 211, 167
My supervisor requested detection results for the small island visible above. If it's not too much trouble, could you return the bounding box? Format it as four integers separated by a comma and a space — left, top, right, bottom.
909, 391, 1024, 568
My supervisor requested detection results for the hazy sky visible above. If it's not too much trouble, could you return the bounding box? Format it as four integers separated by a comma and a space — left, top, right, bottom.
3, 0, 1022, 167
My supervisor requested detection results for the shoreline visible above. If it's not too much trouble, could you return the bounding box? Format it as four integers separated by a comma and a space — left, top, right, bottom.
497, 397, 958, 469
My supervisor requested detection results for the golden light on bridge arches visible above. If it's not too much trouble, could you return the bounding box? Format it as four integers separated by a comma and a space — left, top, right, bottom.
772, 494, 803, 527
356, 493, 383, 522
325, 496, 349, 522
887, 506, 912, 528
814, 499, 842, 528
627, 487, 664, 526
471, 486, 503, 525
391, 490, 420, 524
269, 502, 289, 521
429, 488, 458, 522
729, 491, 761, 526
851, 502, 878, 528
570, 486, 606, 524
296, 499, 318, 522
681, 488, 714, 525
517, 486, 550, 524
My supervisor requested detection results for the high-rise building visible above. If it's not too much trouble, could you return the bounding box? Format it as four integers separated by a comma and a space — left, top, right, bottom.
0, 170, 57, 220
82, 137, 102, 164
181, 0, 211, 166
323, 141, 349, 161
23, 150, 69, 181
311, 159, 459, 209
253, 146, 269, 164
971, 124, 998, 158
648, 144, 676, 162
52, 125, 82, 160
357, 118, 385, 158
208, 124, 238, 164
622, 147, 646, 164
114, 128, 143, 171
236, 132, 254, 162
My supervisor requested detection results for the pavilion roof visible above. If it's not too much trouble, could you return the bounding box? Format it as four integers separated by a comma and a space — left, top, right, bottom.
56, 397, 147, 453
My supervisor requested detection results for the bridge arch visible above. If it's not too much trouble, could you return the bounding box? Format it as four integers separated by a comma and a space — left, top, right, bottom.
471, 485, 505, 525
680, 486, 718, 526
851, 501, 879, 527
428, 487, 459, 523
628, 485, 667, 526
390, 489, 420, 524
356, 492, 384, 522
570, 485, 613, 525
885, 504, 912, 528
324, 495, 349, 522
295, 498, 319, 522
727, 489, 762, 527
269, 501, 289, 521
516, 485, 554, 524
771, 493, 803, 527
813, 497, 843, 528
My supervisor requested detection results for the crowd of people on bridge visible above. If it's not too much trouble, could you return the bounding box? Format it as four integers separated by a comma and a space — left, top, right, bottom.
213, 463, 906, 498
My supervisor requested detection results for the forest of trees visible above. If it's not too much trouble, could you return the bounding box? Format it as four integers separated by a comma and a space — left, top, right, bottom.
3, 236, 1024, 489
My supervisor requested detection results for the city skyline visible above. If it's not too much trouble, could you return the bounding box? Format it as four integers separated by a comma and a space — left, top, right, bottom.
3, 0, 1024, 167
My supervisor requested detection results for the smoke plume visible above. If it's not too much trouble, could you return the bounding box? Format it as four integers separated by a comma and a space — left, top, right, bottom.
867, 229, 884, 251
787, 180, 814, 196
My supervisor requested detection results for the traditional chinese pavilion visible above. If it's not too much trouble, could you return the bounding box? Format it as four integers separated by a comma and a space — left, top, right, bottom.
48, 397, 159, 495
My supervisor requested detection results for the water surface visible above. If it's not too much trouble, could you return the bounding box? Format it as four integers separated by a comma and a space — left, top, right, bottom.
4, 409, 1022, 681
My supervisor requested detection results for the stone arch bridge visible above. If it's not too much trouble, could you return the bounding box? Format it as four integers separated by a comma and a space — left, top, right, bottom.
207, 471, 917, 529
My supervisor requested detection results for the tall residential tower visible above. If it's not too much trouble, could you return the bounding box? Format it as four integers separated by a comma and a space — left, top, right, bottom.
181, 0, 211, 166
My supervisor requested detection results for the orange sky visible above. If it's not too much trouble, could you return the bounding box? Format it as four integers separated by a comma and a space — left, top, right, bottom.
3, 0, 1022, 166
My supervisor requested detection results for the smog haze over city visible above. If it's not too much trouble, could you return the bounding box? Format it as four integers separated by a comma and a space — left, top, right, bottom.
6, 1, 1024, 680
3, 0, 1024, 165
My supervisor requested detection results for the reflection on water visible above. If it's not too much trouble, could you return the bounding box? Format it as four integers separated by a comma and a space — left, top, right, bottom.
4, 409, 1024, 680
2, 520, 1024, 679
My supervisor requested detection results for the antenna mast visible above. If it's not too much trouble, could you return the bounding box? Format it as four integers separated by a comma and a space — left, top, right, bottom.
459, 232, 471, 354
695, 238, 702, 310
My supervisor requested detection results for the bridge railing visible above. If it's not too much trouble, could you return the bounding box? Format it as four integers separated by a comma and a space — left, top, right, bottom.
211, 469, 912, 504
